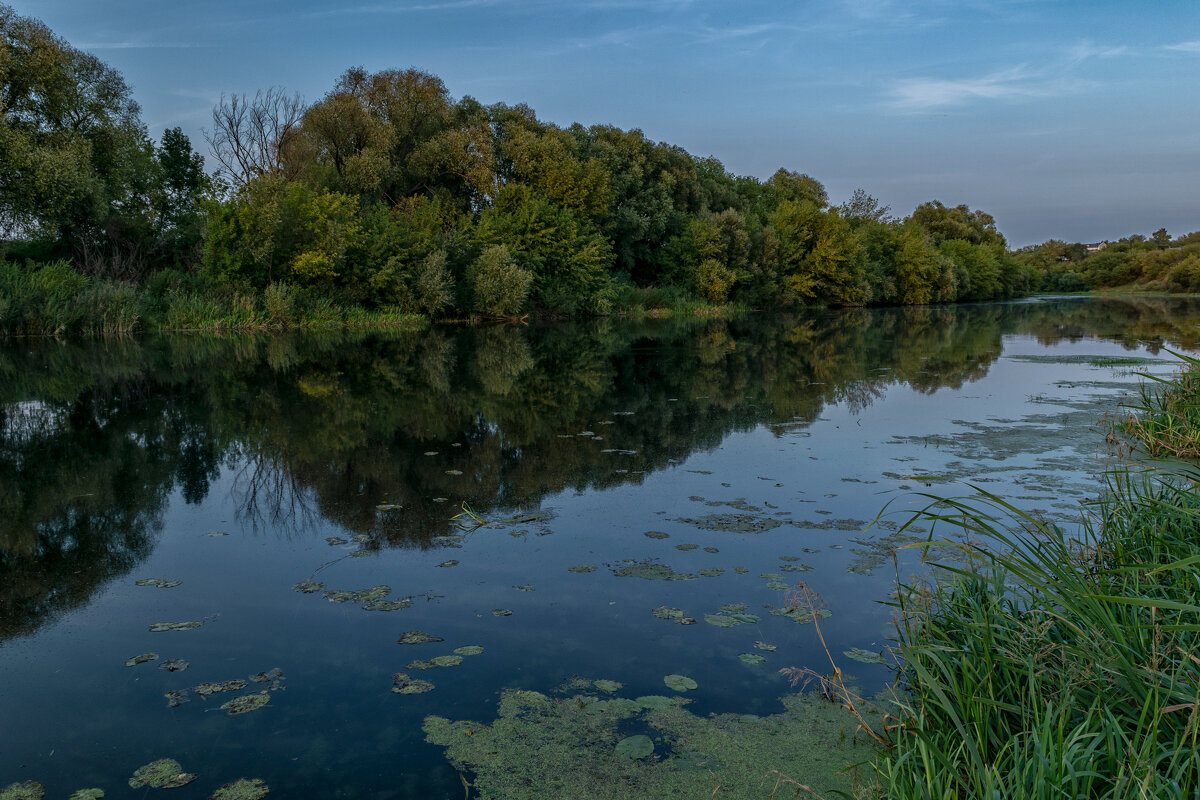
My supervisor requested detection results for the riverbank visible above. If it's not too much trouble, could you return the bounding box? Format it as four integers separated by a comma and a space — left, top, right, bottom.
877, 354, 1200, 798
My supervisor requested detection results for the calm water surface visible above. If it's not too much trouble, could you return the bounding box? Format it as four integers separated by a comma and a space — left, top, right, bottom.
3, 296, 1199, 797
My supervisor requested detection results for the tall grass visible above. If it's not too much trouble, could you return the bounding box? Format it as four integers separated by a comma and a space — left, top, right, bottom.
879, 358, 1200, 799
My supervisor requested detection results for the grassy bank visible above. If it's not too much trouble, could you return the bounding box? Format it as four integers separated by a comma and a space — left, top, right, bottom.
876, 357, 1200, 798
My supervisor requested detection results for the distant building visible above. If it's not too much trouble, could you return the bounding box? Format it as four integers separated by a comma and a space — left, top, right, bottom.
1084, 242, 1108, 252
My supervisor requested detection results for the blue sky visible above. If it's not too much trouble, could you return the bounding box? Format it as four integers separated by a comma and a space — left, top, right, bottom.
21, 0, 1200, 246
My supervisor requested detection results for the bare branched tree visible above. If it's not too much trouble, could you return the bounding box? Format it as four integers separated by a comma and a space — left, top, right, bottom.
205, 87, 306, 189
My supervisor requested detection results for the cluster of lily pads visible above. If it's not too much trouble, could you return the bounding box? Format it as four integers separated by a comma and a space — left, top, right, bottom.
2, 762, 269, 799
392, 634, 485, 695
157, 668, 284, 711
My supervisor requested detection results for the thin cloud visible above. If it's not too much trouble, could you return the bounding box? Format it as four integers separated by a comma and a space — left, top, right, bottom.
1164, 40, 1200, 53
890, 65, 1050, 109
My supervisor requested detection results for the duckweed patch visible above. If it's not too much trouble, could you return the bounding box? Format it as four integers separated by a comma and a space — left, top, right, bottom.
128, 759, 195, 789
704, 609, 759, 627
0, 782, 43, 800
843, 648, 887, 665
651, 606, 696, 625
220, 692, 270, 715
125, 652, 158, 667
643, 531, 669, 539
398, 631, 443, 645
697, 567, 725, 577
610, 559, 697, 581
454, 646, 484, 656
68, 790, 103, 800
423, 688, 873, 799
634, 695, 678, 710
567, 564, 596, 573
432, 655, 463, 667
324, 585, 389, 603
209, 778, 269, 799
195, 680, 248, 696
136, 578, 182, 588
703, 546, 719, 553
149, 621, 202, 632
663, 674, 697, 692
363, 599, 411, 611
292, 581, 323, 593
594, 680, 623, 693
392, 673, 435, 694
674, 543, 699, 551
675, 513, 782, 533
407, 659, 437, 670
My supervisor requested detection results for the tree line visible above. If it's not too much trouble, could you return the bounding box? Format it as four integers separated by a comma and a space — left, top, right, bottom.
10, 3, 1191, 328
1015, 229, 1200, 293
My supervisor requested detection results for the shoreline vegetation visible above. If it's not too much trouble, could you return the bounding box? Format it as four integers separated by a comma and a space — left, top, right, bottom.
865, 354, 1200, 798
8, 5, 1192, 342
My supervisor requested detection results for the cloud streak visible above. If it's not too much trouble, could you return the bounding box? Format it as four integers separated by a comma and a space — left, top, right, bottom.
1164, 40, 1200, 53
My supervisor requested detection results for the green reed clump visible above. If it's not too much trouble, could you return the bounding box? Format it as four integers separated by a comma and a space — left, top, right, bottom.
1116, 352, 1200, 459
880, 363, 1200, 799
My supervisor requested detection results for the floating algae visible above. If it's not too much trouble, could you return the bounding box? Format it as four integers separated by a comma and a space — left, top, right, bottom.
392, 673, 435, 694
614, 735, 654, 760
292, 581, 324, 593
594, 680, 623, 693
437, 560, 459, 568
407, 659, 437, 670
704, 609, 759, 627
363, 599, 412, 611
780, 564, 812, 573
703, 546, 719, 553
128, 759, 195, 789
770, 606, 833, 624
424, 689, 876, 799
754, 641, 778, 652
586, 698, 642, 716
644, 531, 670, 540
651, 606, 696, 625
732, 567, 749, 574
675, 514, 782, 533
513, 584, 535, 591
738, 653, 767, 665
567, 564, 597, 573
664, 674, 698, 692
697, 568, 725, 577
492, 609, 513, 617
611, 559, 697, 581
325, 537, 348, 545
68, 791, 103, 800
846, 530, 925, 575
221, 692, 270, 715
843, 648, 887, 665
249, 668, 284, 684
323, 585, 390, 603
0, 782, 43, 800
136, 578, 182, 588
159, 659, 189, 672
195, 680, 248, 696
674, 543, 699, 551
719, 603, 748, 613
432, 655, 464, 667
635, 695, 679, 710
209, 778, 269, 799
149, 621, 202, 632
125, 652, 158, 667
453, 646, 484, 656
164, 690, 189, 707
398, 631, 443, 645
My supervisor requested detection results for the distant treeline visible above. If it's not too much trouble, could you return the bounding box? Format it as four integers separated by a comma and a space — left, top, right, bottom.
4, 4, 1191, 332
1015, 230, 1200, 293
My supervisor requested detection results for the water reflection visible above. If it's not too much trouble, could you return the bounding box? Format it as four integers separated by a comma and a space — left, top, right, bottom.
3, 295, 1200, 643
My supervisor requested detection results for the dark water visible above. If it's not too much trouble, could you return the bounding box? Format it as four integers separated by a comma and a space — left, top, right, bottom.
3, 296, 1200, 798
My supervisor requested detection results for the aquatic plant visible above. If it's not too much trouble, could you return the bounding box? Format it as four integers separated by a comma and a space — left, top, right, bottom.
209, 778, 269, 799
128, 759, 195, 789
0, 783, 43, 800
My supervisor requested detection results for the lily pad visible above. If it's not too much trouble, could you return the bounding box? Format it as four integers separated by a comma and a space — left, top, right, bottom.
765, 580, 789, 591
611, 560, 697, 581
738, 653, 767, 665
664, 674, 698, 692
593, 679, 623, 693
325, 537, 348, 545
492, 608, 513, 617
703, 547, 720, 553
754, 641, 778, 652
68, 790, 104, 800
149, 621, 202, 632
292, 580, 324, 593
770, 606, 833, 624
780, 564, 812, 573
159, 659, 189, 672
704, 614, 738, 628
164, 690, 189, 707
398, 631, 443, 645
136, 578, 182, 588
697, 568, 725, 577
453, 646, 484, 656
194, 680, 248, 696
732, 567, 750, 574
392, 673, 435, 694
437, 560, 459, 568
432, 655, 464, 667
843, 648, 887, 665
0, 782, 43, 800
635, 695, 678, 710
125, 652, 158, 667
249, 668, 284, 683
363, 599, 411, 611
567, 564, 596, 573
209, 778, 269, 799
644, 531, 670, 539
676, 513, 783, 533
674, 543, 699, 551
614, 734, 654, 760
128, 759, 195, 789
407, 659, 437, 670
586, 698, 641, 716
719, 603, 748, 613
220, 692, 270, 715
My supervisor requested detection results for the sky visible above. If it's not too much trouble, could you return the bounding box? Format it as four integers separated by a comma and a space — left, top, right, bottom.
19, 0, 1200, 246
